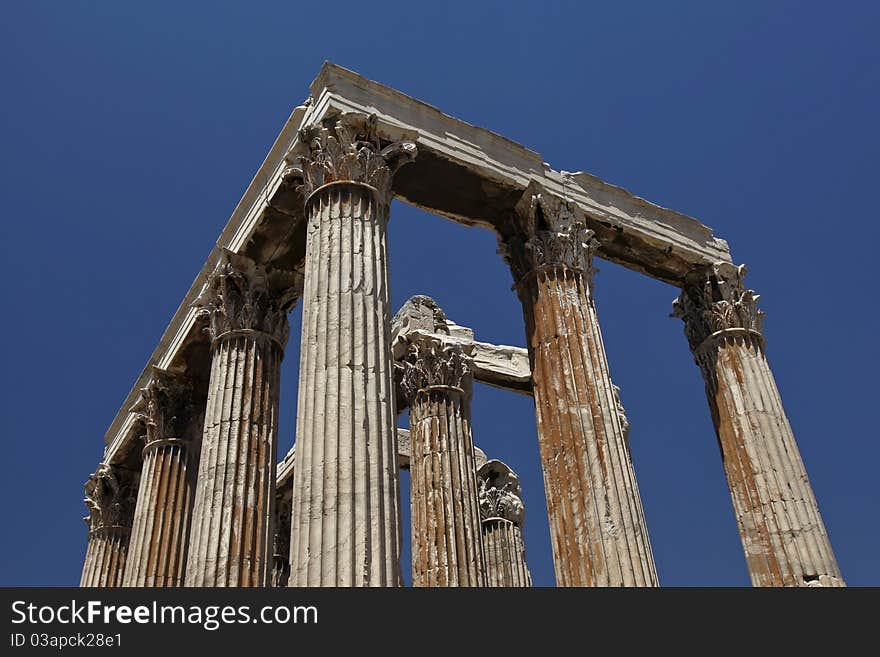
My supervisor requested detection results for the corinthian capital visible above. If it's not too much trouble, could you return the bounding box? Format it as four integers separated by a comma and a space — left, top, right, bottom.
130, 368, 197, 446
477, 460, 525, 527
285, 112, 417, 207
672, 262, 765, 352
197, 250, 301, 348
500, 181, 598, 283
391, 295, 450, 337
83, 464, 137, 535
398, 335, 474, 402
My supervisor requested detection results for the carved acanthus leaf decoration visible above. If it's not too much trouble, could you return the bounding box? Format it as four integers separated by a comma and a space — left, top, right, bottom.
83, 464, 137, 533
398, 336, 473, 401
131, 368, 195, 445
672, 262, 765, 351
285, 112, 417, 206
477, 460, 525, 526
197, 250, 301, 347
501, 182, 599, 283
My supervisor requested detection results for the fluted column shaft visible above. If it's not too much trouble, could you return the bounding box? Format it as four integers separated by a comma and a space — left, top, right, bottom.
408, 384, 486, 587
81, 528, 130, 587
503, 185, 657, 586
186, 333, 281, 586
482, 520, 531, 587
124, 442, 196, 586
287, 114, 415, 587
184, 251, 294, 587
123, 370, 200, 587
80, 464, 137, 587
290, 182, 401, 586
676, 263, 843, 587
522, 269, 656, 586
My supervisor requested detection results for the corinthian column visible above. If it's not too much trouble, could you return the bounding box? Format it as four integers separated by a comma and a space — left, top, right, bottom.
287, 113, 416, 586
184, 251, 297, 587
499, 182, 657, 586
674, 263, 843, 587
80, 464, 138, 587
400, 334, 486, 587
123, 368, 202, 587
478, 460, 532, 587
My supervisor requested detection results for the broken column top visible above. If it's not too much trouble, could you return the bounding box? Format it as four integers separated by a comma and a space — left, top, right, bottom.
391, 295, 474, 341
391, 294, 532, 395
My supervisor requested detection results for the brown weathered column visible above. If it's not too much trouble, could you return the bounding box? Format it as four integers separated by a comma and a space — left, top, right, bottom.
80, 464, 138, 587
478, 459, 532, 587
287, 113, 416, 586
499, 182, 657, 587
184, 250, 297, 587
400, 333, 486, 587
123, 368, 202, 587
674, 262, 844, 587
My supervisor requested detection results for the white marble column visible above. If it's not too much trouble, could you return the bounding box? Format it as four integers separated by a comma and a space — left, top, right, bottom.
184, 250, 297, 587
80, 464, 138, 587
123, 368, 201, 587
478, 459, 532, 587
400, 334, 486, 587
500, 182, 658, 587
674, 262, 844, 587
287, 113, 416, 586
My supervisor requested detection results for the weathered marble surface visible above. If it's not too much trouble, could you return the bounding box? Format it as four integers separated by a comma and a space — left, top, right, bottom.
80, 464, 138, 587
184, 251, 296, 587
81, 63, 841, 592
287, 114, 414, 587
101, 61, 729, 471
123, 369, 202, 587
398, 305, 486, 587
674, 263, 844, 587
502, 183, 658, 587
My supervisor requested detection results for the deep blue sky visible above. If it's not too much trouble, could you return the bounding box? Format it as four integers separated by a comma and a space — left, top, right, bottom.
1, 1, 877, 586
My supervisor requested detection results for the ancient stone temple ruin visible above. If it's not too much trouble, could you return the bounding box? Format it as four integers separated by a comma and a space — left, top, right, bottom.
79, 63, 843, 588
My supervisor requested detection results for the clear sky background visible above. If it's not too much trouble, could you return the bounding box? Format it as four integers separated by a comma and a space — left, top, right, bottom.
1, 1, 877, 587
